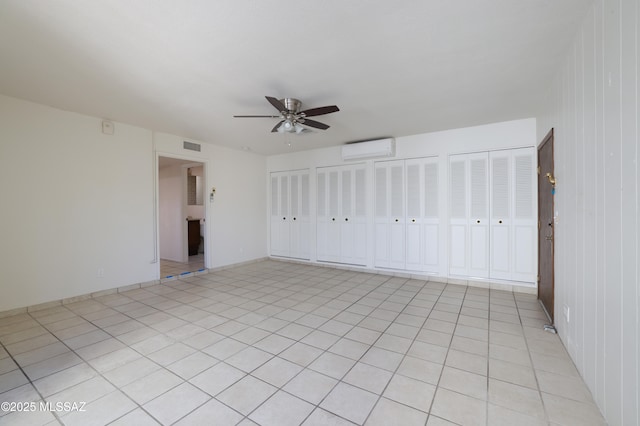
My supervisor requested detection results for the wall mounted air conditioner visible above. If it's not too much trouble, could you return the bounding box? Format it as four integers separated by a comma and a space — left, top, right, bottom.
341, 138, 396, 161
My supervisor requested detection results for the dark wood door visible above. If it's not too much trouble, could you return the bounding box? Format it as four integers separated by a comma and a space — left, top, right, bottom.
538, 129, 555, 322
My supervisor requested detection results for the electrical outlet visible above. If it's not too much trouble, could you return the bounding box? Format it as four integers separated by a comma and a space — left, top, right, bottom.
563, 304, 570, 322
97, 268, 105, 278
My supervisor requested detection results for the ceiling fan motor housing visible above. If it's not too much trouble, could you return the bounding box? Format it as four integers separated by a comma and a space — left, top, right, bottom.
280, 98, 301, 114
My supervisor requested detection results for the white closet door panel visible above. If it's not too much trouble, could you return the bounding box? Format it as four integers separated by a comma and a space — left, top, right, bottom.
290, 175, 299, 216
341, 221, 354, 263
316, 171, 329, 261
424, 161, 439, 218
390, 164, 404, 219
512, 225, 535, 281
449, 223, 467, 275
490, 225, 510, 279
326, 221, 341, 262
341, 170, 352, 216
297, 219, 310, 259
317, 221, 329, 261
375, 166, 387, 217
374, 222, 390, 268
423, 222, 439, 272
470, 156, 488, 220
328, 171, 339, 218
514, 151, 534, 219
406, 163, 421, 219
270, 173, 288, 257
389, 222, 405, 269
353, 222, 367, 266
490, 151, 511, 279
469, 224, 488, 277
405, 223, 422, 271
355, 167, 366, 217
271, 176, 279, 216
317, 171, 327, 216
301, 173, 310, 217
292, 171, 310, 260
280, 175, 289, 218
450, 160, 466, 219
512, 148, 535, 282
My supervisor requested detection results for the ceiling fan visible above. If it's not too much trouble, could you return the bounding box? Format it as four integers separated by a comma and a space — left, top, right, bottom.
234, 96, 339, 133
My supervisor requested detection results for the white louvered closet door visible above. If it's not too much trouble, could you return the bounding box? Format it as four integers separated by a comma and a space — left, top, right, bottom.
374, 163, 390, 267
405, 157, 440, 273
449, 152, 489, 278
289, 171, 310, 260
316, 170, 329, 261
405, 160, 423, 271
468, 153, 489, 278
374, 160, 406, 269
490, 151, 511, 279
270, 172, 290, 257
422, 159, 439, 273
449, 156, 468, 276
352, 166, 367, 265
340, 168, 355, 263
341, 165, 367, 266
389, 162, 406, 269
326, 170, 341, 262
511, 148, 536, 282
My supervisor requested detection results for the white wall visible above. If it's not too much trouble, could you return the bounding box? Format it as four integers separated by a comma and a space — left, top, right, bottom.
154, 133, 267, 270
536, 0, 639, 424
159, 164, 185, 262
0, 95, 156, 311
267, 118, 537, 283
0, 94, 268, 312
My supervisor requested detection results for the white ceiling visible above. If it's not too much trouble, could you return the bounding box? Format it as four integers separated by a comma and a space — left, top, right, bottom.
0, 1, 592, 155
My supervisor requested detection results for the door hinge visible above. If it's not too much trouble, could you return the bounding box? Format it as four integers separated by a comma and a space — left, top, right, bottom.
538, 220, 541, 230
537, 275, 541, 283
537, 166, 541, 175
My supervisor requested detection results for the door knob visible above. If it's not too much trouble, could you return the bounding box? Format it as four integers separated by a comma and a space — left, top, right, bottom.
293, 217, 296, 221
282, 217, 286, 220
546, 172, 556, 186
395, 219, 399, 222
332, 218, 335, 221
345, 218, 349, 221
411, 219, 416, 223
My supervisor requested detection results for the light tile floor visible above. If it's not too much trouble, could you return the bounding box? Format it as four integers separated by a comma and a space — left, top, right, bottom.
160, 254, 205, 278
0, 260, 607, 425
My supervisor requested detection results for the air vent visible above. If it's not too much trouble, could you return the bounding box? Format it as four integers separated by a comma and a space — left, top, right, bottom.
183, 141, 201, 152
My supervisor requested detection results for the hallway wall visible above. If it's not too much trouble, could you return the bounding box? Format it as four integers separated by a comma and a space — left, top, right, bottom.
536, 0, 639, 424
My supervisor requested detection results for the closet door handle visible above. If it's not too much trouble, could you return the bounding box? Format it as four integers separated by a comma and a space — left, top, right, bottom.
332, 218, 335, 221
283, 217, 286, 220
345, 218, 349, 222
498, 220, 502, 224
411, 219, 416, 223
293, 217, 297, 221
395, 219, 399, 222
476, 220, 480, 224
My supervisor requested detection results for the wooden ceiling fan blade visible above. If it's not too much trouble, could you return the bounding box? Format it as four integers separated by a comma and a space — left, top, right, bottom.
265, 96, 287, 112
300, 105, 339, 117
301, 119, 330, 130
271, 121, 285, 132
233, 115, 281, 118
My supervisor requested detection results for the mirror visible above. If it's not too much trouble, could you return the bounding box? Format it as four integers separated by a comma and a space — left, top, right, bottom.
187, 168, 203, 205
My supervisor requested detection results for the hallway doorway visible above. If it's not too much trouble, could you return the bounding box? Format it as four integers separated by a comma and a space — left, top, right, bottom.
158, 156, 207, 278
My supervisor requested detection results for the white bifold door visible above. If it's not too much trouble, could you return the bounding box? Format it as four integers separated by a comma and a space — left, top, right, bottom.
449, 153, 490, 278
449, 148, 536, 283
317, 164, 367, 265
270, 170, 310, 260
489, 148, 536, 282
375, 157, 439, 273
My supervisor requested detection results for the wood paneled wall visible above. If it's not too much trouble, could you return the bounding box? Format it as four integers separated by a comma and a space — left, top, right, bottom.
537, 1, 638, 424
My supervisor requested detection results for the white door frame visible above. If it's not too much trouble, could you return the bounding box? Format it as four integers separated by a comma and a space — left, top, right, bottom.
155, 152, 209, 277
